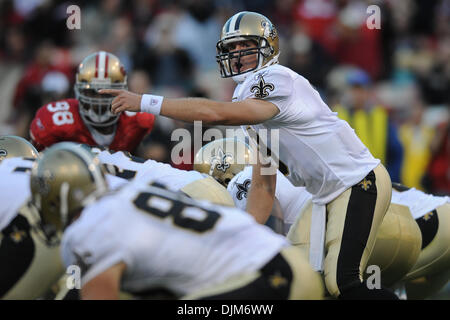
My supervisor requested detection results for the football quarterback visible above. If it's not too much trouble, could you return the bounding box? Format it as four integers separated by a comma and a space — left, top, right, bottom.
29, 51, 155, 153
102, 11, 398, 299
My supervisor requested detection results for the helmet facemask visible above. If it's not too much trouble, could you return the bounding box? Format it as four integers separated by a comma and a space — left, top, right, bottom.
74, 81, 127, 128
216, 36, 272, 79
74, 51, 128, 128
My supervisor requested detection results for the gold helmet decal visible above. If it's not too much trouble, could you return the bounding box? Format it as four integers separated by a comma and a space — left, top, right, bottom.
194, 138, 254, 187
74, 51, 127, 127
0, 135, 39, 162
216, 11, 279, 80
30, 142, 108, 241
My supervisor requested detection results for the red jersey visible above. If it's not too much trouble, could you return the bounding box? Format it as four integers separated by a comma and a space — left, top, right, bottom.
30, 98, 154, 153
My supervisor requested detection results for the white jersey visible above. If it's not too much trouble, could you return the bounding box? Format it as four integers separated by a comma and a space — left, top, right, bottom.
61, 178, 288, 297
0, 157, 35, 230
233, 64, 380, 204
228, 166, 312, 234
95, 149, 206, 191
391, 187, 450, 220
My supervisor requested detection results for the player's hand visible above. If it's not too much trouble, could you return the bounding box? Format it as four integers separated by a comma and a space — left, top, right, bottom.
99, 89, 142, 114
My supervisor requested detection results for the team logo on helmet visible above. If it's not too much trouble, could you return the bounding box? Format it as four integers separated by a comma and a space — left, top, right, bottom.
0, 149, 7, 159
211, 148, 233, 172
251, 75, 274, 98
261, 21, 276, 41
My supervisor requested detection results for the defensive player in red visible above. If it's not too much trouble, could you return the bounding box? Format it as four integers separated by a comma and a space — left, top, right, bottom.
29, 51, 154, 153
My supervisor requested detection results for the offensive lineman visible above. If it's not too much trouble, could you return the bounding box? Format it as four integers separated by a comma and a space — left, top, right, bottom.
29, 51, 154, 153
0, 135, 62, 299
101, 11, 397, 299
391, 183, 450, 299
0, 136, 127, 299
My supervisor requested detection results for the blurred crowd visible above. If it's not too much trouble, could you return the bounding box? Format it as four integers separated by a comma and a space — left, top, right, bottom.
0, 0, 449, 195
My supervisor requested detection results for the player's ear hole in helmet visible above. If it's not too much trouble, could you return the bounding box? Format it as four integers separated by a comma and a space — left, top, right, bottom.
29, 142, 109, 243
74, 51, 127, 127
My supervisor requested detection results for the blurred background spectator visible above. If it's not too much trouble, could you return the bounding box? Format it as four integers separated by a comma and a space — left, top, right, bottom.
332, 68, 404, 183
0, 0, 448, 197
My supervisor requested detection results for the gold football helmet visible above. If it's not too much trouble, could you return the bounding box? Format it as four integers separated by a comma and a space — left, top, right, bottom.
0, 135, 39, 162
194, 138, 254, 187
30, 142, 109, 241
216, 11, 279, 80
74, 51, 127, 127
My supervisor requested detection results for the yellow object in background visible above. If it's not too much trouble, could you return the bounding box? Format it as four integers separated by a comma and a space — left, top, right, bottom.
334, 105, 388, 165
399, 124, 434, 190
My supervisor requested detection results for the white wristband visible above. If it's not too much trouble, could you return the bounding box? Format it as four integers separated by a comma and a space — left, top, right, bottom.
140, 94, 164, 115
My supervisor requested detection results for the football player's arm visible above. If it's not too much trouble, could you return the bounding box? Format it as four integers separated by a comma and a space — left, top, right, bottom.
246, 157, 277, 224
264, 198, 285, 235
81, 262, 126, 300
99, 89, 279, 125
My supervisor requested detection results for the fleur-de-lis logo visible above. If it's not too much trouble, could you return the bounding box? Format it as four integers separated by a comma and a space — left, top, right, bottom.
211, 148, 233, 173
236, 179, 251, 200
10, 227, 26, 243
269, 272, 288, 289
423, 211, 434, 221
250, 75, 274, 98
261, 21, 277, 41
359, 178, 372, 191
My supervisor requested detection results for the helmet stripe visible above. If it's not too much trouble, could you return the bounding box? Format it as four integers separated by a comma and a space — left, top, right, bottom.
234, 12, 245, 30
104, 53, 109, 78
229, 13, 241, 32
98, 51, 106, 79
67, 147, 107, 191
224, 18, 231, 33
94, 53, 99, 78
